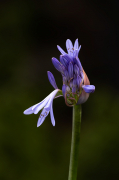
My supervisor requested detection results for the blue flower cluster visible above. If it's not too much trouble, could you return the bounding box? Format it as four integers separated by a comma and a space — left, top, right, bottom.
52, 39, 95, 106
24, 39, 95, 126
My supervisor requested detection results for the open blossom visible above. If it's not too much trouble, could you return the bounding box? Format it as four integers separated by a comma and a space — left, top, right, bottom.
24, 72, 62, 127
52, 39, 95, 106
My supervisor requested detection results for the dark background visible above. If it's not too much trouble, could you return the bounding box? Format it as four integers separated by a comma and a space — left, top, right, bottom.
0, 0, 119, 180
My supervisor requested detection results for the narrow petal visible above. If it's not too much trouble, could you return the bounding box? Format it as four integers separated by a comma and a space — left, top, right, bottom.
47, 71, 58, 89
74, 64, 79, 75
74, 39, 79, 50
78, 45, 81, 53
64, 69, 69, 81
63, 54, 73, 62
66, 39, 73, 50
24, 96, 51, 115
82, 85, 95, 93
37, 108, 49, 127
32, 92, 54, 111
33, 96, 50, 114
68, 62, 73, 79
66, 39, 73, 56
33, 90, 58, 114
57, 45, 66, 55
52, 57, 65, 74
73, 57, 82, 71
77, 75, 82, 88
60, 55, 69, 69
50, 102, 55, 126
73, 49, 78, 58
44, 89, 59, 111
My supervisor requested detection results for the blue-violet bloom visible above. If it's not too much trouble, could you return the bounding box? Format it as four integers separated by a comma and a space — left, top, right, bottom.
52, 39, 95, 106
24, 39, 95, 126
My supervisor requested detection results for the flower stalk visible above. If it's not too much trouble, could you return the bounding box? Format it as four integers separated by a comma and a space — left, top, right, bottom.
68, 104, 82, 180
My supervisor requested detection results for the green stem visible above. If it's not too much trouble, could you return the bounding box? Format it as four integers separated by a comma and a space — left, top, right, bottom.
68, 104, 82, 180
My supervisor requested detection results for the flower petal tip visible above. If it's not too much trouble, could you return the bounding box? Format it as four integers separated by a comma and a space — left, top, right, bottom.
23, 109, 33, 115
52, 122, 55, 126
37, 123, 40, 127
82, 85, 95, 93
52, 57, 55, 61
37, 122, 42, 127
37, 119, 43, 127
57, 45, 66, 55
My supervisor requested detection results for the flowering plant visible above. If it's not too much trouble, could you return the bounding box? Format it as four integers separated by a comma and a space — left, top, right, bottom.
24, 39, 95, 127
24, 39, 95, 180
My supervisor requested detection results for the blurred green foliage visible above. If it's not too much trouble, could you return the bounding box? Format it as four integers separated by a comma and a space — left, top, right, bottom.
0, 1, 119, 180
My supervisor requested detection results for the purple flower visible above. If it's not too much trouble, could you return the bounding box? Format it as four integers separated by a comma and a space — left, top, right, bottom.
52, 39, 95, 106
24, 38, 95, 126
24, 89, 60, 127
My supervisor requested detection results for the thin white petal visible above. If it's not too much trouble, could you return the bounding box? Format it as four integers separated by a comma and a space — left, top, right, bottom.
32, 93, 53, 110
33, 91, 57, 114
44, 89, 59, 111
24, 90, 59, 115
24, 92, 54, 115
50, 102, 55, 126
37, 108, 49, 127
74, 39, 79, 50
33, 100, 48, 114
57, 45, 66, 55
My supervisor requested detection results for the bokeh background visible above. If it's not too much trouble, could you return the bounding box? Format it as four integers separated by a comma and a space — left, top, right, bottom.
0, 0, 119, 180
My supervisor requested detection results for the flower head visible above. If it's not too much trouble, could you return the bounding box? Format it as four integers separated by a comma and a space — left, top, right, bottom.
52, 39, 95, 106
23, 38, 95, 126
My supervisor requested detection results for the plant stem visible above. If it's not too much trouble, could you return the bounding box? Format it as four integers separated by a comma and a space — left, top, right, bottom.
68, 104, 82, 180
